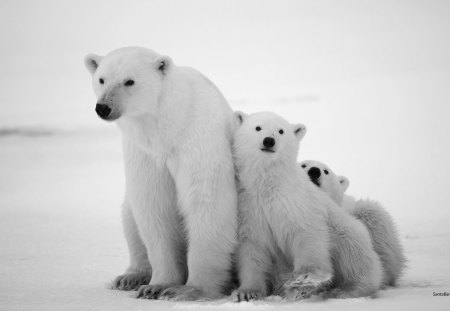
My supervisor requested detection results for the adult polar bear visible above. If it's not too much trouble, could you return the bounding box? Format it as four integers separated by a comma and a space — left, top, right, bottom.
84, 47, 238, 300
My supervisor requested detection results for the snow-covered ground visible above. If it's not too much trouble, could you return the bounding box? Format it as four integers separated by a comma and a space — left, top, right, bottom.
1, 0, 450, 310
0, 108, 449, 311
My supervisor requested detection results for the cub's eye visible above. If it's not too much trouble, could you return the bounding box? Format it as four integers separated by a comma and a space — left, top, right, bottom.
99, 78, 104, 84
301, 164, 306, 168
324, 170, 329, 175
124, 79, 135, 86
255, 126, 261, 131
279, 129, 284, 135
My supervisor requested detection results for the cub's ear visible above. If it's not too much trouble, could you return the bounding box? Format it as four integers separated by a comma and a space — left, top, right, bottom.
84, 53, 103, 75
154, 55, 173, 75
293, 123, 307, 140
338, 176, 350, 192
234, 111, 248, 126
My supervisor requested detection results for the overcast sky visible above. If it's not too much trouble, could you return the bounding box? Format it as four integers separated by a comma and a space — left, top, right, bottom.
1, 0, 449, 126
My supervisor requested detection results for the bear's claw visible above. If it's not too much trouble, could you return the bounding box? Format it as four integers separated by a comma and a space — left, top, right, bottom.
136, 284, 168, 299
159, 285, 206, 301
232, 289, 264, 302
111, 273, 151, 291
284, 271, 332, 300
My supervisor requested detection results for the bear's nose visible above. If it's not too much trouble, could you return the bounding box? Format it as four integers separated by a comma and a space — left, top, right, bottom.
308, 167, 321, 180
263, 137, 275, 148
95, 104, 112, 119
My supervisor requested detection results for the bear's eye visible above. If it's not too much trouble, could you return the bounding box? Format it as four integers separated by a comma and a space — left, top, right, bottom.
279, 129, 284, 135
301, 164, 306, 168
99, 78, 104, 85
255, 126, 261, 131
324, 169, 329, 175
124, 79, 135, 86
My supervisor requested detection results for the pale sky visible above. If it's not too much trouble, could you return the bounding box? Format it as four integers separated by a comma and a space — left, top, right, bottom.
1, 0, 449, 127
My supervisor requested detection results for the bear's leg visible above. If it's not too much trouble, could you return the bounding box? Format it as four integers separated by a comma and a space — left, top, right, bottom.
285, 231, 333, 299
232, 237, 271, 302
350, 202, 406, 287
111, 200, 152, 291
159, 162, 238, 301
127, 159, 187, 300
324, 211, 383, 298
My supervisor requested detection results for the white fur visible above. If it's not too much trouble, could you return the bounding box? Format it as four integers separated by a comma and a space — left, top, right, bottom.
85, 47, 238, 300
232, 111, 334, 301
300, 160, 407, 287
289, 160, 383, 298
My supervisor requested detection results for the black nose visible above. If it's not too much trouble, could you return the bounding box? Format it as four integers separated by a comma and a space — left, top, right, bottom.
95, 104, 112, 118
263, 137, 275, 148
307, 167, 321, 184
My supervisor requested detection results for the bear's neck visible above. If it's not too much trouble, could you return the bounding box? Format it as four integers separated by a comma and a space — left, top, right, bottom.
117, 114, 166, 155
237, 158, 301, 193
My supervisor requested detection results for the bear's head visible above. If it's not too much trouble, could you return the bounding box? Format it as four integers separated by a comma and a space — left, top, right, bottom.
299, 160, 349, 205
84, 47, 172, 121
233, 111, 306, 170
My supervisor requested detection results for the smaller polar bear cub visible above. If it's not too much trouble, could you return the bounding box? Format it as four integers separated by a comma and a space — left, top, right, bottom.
300, 160, 407, 287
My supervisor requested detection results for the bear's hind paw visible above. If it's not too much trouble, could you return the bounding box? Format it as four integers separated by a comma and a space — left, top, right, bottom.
284, 271, 332, 300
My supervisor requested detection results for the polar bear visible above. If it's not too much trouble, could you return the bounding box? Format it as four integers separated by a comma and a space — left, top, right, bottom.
232, 111, 381, 301
300, 160, 406, 287
84, 47, 238, 300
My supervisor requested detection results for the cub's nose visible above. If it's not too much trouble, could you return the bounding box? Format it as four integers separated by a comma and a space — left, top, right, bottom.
307, 167, 321, 180
95, 104, 112, 119
263, 137, 275, 148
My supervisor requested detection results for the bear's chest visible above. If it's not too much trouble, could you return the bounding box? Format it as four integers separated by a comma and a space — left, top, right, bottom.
254, 191, 302, 249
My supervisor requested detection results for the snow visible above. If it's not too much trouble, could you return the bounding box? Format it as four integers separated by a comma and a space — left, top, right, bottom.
1, 97, 450, 310
1, 0, 450, 310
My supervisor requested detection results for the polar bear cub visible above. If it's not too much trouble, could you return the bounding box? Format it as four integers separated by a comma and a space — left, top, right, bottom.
300, 160, 406, 287
232, 111, 382, 301
84, 47, 238, 300
232, 111, 333, 301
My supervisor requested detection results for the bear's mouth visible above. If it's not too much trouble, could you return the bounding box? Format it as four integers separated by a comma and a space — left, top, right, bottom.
260, 148, 275, 153
309, 177, 321, 187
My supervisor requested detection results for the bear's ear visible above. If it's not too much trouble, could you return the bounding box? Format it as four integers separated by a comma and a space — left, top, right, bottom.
234, 111, 248, 126
293, 123, 307, 140
154, 55, 173, 76
84, 53, 103, 75
338, 176, 349, 192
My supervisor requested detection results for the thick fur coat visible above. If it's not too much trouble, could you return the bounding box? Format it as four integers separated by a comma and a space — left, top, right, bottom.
300, 160, 406, 287
232, 112, 381, 301
85, 47, 238, 300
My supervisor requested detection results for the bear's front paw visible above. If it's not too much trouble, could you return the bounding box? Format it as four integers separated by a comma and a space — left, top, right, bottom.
159, 285, 207, 301
232, 289, 265, 302
111, 273, 151, 291
284, 271, 332, 300
136, 284, 170, 299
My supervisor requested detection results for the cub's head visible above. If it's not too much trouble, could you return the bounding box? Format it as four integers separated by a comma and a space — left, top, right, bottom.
300, 160, 349, 205
233, 111, 306, 168
84, 47, 172, 121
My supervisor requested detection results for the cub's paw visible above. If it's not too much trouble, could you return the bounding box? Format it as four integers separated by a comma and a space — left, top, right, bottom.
284, 271, 332, 300
111, 273, 151, 291
136, 284, 170, 299
159, 285, 207, 301
232, 289, 264, 302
